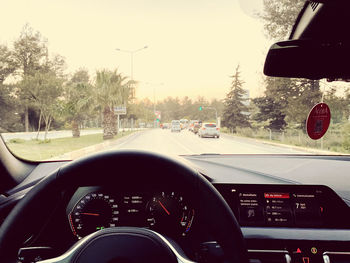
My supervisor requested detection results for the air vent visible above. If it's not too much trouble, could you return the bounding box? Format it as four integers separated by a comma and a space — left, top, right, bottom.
309, 1, 319, 11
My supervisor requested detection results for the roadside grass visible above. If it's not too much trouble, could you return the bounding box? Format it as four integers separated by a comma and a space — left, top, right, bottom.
6, 131, 134, 161
221, 126, 349, 154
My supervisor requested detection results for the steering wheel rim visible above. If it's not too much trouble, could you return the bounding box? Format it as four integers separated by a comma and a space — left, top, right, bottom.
0, 150, 248, 263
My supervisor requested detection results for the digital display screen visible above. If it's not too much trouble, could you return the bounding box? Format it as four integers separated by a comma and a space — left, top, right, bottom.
213, 184, 350, 229
220, 186, 325, 227
119, 194, 147, 226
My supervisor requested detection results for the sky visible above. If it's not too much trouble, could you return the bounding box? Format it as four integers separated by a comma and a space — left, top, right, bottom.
0, 0, 273, 101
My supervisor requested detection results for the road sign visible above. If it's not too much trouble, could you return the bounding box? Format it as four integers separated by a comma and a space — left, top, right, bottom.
114, 106, 127, 115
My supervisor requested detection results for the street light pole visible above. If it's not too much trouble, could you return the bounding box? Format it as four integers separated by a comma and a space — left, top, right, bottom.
153, 88, 156, 114
115, 46, 147, 131
115, 45, 148, 99
145, 82, 164, 128
131, 52, 133, 81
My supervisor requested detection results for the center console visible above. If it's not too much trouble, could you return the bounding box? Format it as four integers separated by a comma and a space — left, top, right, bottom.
209, 184, 350, 263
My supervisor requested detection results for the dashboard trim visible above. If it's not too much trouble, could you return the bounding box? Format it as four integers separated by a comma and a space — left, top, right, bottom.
323, 252, 350, 263
248, 249, 289, 253
242, 227, 350, 241
247, 249, 291, 263
323, 252, 350, 255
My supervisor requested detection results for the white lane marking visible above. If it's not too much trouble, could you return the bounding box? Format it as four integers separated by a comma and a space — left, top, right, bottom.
111, 131, 144, 149
164, 131, 195, 155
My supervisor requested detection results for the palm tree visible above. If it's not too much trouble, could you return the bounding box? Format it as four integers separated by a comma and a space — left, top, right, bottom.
64, 69, 93, 137
94, 69, 130, 140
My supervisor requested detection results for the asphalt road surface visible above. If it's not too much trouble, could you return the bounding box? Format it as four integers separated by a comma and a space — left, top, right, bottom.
108, 129, 310, 155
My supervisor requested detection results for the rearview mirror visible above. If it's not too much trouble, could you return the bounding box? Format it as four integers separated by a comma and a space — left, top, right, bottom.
264, 40, 350, 81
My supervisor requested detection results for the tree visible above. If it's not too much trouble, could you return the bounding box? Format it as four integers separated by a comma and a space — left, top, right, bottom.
255, 77, 322, 130
21, 70, 64, 140
94, 69, 130, 139
264, 77, 296, 108
180, 96, 193, 119
12, 24, 48, 132
210, 98, 224, 121
260, 1, 321, 131
46, 54, 66, 78
156, 97, 182, 122
253, 77, 293, 131
64, 69, 93, 137
0, 45, 16, 83
12, 24, 48, 76
253, 96, 286, 131
0, 84, 22, 132
222, 65, 250, 132
0, 44, 20, 132
285, 79, 321, 129
126, 99, 154, 124
192, 96, 211, 121
323, 87, 347, 124
260, 0, 305, 40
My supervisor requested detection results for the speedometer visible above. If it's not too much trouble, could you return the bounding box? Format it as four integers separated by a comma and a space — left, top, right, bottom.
68, 192, 119, 239
146, 191, 195, 236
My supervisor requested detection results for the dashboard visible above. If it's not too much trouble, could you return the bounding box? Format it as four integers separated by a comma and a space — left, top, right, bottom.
3, 155, 350, 263
66, 184, 350, 241
61, 183, 350, 263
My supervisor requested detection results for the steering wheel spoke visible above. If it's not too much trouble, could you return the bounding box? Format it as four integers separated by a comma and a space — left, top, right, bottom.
37, 227, 196, 263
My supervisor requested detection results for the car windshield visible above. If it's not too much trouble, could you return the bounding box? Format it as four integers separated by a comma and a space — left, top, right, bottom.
0, 0, 348, 161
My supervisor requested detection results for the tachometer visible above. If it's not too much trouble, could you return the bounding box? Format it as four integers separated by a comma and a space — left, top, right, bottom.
69, 192, 119, 239
146, 191, 194, 236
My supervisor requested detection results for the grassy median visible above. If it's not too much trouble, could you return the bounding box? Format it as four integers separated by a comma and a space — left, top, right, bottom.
6, 131, 134, 161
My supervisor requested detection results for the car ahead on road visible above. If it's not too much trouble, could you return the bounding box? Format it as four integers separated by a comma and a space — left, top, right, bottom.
171, 120, 181, 132
198, 123, 220, 138
3, 2, 350, 263
188, 120, 198, 132
161, 123, 170, 129
193, 123, 201, 134
180, 119, 189, 130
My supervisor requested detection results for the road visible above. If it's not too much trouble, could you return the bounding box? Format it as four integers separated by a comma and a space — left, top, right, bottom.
108, 129, 310, 155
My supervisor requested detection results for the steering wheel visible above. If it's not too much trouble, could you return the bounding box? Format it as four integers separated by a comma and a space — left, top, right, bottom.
0, 150, 248, 263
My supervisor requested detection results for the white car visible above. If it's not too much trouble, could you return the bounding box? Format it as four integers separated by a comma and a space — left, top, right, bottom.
171, 120, 181, 132
198, 123, 220, 138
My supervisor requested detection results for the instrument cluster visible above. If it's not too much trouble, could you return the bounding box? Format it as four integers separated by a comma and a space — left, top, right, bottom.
67, 189, 195, 239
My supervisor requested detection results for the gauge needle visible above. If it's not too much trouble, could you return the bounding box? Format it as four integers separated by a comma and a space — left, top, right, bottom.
158, 201, 170, 215
80, 212, 100, 216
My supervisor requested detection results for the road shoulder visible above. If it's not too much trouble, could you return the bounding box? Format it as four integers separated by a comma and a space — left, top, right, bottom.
47, 131, 143, 161
221, 133, 339, 155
